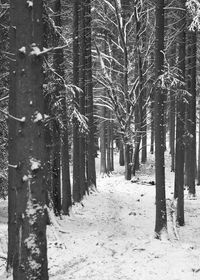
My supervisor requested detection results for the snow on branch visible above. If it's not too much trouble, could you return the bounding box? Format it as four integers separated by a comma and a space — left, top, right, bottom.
30, 43, 69, 57
0, 108, 26, 123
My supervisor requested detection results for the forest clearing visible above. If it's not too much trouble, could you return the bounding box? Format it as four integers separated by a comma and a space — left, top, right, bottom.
1, 152, 200, 279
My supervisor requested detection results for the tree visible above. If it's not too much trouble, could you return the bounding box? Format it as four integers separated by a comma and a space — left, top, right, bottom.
8, 1, 48, 278
53, 0, 72, 215
184, 25, 196, 197
154, 0, 167, 238
7, 0, 17, 271
72, 0, 81, 202
174, 0, 186, 226
85, 0, 96, 188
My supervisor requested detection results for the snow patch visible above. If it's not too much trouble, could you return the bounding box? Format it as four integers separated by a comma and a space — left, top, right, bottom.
30, 157, 41, 171
27, 0, 33, 7
30, 43, 41, 56
18, 46, 26, 54
33, 111, 43, 123
24, 234, 40, 255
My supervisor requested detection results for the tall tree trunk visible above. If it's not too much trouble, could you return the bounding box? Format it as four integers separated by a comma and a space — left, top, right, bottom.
72, 0, 81, 202
9, 1, 48, 278
119, 140, 125, 166
43, 7, 52, 208
174, 1, 186, 226
53, 0, 72, 214
52, 0, 65, 216
154, 0, 167, 238
106, 118, 112, 174
197, 105, 200, 185
100, 107, 107, 175
110, 120, 114, 171
7, 0, 17, 271
52, 122, 61, 215
169, 89, 176, 172
79, 0, 86, 197
184, 29, 196, 197
150, 91, 154, 154
168, 42, 176, 172
85, 0, 96, 189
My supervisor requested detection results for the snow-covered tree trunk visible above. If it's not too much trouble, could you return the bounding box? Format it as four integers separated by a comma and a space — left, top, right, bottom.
8, 0, 48, 279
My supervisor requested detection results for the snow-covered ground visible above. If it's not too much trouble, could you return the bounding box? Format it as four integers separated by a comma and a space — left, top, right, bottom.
0, 151, 200, 279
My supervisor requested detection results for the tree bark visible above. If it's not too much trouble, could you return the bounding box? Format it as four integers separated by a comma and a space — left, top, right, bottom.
9, 1, 48, 278
72, 0, 81, 202
85, 0, 96, 188
7, 0, 17, 271
154, 0, 167, 238
184, 29, 196, 196
174, 1, 186, 226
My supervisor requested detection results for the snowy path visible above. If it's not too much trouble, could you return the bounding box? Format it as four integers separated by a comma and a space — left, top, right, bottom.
0, 154, 200, 279
49, 157, 200, 280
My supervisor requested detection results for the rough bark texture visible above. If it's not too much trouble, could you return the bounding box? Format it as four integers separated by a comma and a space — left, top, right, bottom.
72, 0, 81, 202
154, 0, 167, 238
53, 0, 72, 214
85, 0, 96, 188
9, 1, 48, 278
174, 1, 186, 226
185, 29, 196, 196
7, 0, 17, 271
119, 141, 125, 166
79, 0, 87, 197
197, 105, 200, 185
100, 106, 107, 174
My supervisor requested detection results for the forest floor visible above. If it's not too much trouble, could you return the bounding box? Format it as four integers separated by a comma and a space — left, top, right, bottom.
0, 151, 200, 279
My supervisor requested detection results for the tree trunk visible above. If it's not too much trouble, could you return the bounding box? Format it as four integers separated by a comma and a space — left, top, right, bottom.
125, 143, 132, 180
184, 29, 196, 197
85, 0, 96, 189
154, 0, 167, 238
52, 121, 61, 215
72, 0, 81, 202
100, 108, 107, 174
52, 0, 72, 214
197, 106, 200, 185
79, 0, 86, 197
7, 0, 17, 271
169, 89, 176, 172
119, 140, 125, 166
110, 120, 114, 171
150, 89, 154, 154
43, 8, 52, 208
174, 1, 186, 226
9, 1, 48, 278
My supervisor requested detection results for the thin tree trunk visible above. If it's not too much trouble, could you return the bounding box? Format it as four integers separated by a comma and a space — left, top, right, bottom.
52, 121, 61, 216
150, 93, 154, 154
154, 0, 167, 238
185, 29, 196, 196
73, 0, 81, 202
197, 106, 200, 185
79, 0, 86, 197
169, 89, 176, 172
174, 1, 186, 226
119, 140, 125, 166
100, 111, 107, 174
7, 0, 17, 271
85, 0, 96, 188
